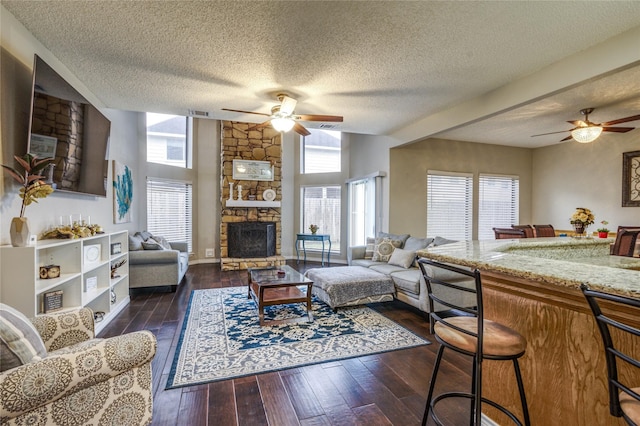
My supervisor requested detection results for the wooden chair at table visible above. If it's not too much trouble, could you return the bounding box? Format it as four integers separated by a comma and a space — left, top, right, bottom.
581, 284, 640, 426
611, 229, 640, 257
417, 258, 530, 426
493, 227, 525, 239
533, 224, 555, 237
512, 225, 534, 238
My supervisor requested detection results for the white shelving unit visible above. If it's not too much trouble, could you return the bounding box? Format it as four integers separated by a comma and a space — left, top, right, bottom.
1, 230, 130, 334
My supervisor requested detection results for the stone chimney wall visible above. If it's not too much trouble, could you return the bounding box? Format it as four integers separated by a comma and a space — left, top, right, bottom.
220, 121, 285, 271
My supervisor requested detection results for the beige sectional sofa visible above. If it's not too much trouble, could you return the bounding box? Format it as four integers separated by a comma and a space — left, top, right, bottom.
128, 231, 189, 291
347, 233, 475, 314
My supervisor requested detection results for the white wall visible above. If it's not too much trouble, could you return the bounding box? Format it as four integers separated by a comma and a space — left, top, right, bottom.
532, 132, 640, 231
1, 8, 140, 245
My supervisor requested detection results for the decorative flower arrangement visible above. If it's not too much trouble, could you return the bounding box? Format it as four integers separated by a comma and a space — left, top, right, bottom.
1, 154, 54, 217
309, 224, 319, 234
597, 220, 610, 233
569, 207, 595, 227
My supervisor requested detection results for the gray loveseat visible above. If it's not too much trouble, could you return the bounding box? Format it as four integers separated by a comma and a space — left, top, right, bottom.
347, 233, 475, 314
128, 231, 189, 291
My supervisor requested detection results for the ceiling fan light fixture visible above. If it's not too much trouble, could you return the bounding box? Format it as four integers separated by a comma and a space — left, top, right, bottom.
271, 117, 295, 132
571, 126, 603, 143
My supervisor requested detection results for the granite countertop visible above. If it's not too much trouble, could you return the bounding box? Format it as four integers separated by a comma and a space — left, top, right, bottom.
416, 237, 640, 297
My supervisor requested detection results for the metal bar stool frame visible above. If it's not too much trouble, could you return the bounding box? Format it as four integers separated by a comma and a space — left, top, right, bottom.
418, 258, 530, 426
581, 284, 640, 425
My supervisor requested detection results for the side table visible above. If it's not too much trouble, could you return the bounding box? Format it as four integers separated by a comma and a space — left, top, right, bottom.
296, 233, 331, 266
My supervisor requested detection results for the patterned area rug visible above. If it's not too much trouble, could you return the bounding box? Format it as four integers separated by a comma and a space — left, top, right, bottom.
166, 287, 429, 388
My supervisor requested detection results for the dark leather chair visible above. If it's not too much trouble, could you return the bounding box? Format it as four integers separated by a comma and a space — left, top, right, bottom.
493, 227, 525, 239
512, 225, 534, 238
611, 229, 640, 257
418, 258, 530, 426
581, 284, 640, 425
533, 224, 555, 237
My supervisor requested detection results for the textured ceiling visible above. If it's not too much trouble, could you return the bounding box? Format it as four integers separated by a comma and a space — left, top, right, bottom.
3, 1, 640, 146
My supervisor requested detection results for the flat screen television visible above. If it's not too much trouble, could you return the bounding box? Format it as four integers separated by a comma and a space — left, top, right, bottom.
27, 54, 110, 197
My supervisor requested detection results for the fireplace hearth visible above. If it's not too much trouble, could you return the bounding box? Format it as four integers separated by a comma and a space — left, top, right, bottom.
227, 222, 276, 258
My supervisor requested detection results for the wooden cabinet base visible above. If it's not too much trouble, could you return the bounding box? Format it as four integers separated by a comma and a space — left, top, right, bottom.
479, 270, 638, 425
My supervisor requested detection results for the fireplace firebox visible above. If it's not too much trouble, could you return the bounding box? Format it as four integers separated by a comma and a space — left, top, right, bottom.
227, 222, 276, 258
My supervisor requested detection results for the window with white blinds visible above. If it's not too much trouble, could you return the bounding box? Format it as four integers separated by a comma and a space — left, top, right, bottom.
302, 186, 341, 252
146, 178, 193, 252
426, 171, 473, 241
478, 174, 519, 240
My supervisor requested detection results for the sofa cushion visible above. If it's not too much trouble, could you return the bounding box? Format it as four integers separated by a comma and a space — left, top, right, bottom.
0, 303, 47, 372
364, 237, 376, 260
377, 232, 410, 247
390, 269, 422, 295
351, 259, 385, 268
388, 248, 416, 269
369, 263, 408, 275
372, 237, 403, 262
136, 231, 153, 241
404, 236, 434, 252
129, 234, 144, 251
152, 235, 173, 250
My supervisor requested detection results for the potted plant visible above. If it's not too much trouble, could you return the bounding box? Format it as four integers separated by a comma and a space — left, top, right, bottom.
309, 224, 319, 235
597, 221, 610, 238
2, 154, 54, 246
569, 207, 595, 237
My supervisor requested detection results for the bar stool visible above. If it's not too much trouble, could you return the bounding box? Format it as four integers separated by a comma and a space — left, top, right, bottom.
533, 224, 555, 237
581, 284, 640, 425
512, 225, 534, 238
417, 258, 530, 426
493, 227, 525, 239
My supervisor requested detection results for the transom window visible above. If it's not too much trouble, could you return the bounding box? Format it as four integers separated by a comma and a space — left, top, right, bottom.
146, 113, 192, 168
301, 129, 341, 174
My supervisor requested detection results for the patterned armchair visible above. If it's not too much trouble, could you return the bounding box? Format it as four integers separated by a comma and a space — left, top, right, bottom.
0, 305, 156, 425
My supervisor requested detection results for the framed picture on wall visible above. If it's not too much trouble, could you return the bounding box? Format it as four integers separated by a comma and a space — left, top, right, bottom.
622, 150, 640, 207
232, 159, 274, 181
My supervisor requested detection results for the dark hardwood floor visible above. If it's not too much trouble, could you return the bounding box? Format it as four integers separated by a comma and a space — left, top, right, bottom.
98, 262, 473, 426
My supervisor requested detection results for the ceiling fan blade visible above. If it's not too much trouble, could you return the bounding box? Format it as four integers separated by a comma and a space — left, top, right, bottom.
292, 114, 343, 122
293, 122, 311, 136
560, 135, 574, 142
279, 96, 298, 116
567, 120, 587, 127
531, 130, 571, 137
602, 126, 635, 133
222, 108, 271, 117
600, 114, 640, 126
247, 120, 272, 131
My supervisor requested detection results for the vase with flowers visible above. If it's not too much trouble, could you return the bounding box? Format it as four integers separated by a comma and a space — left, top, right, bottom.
569, 207, 595, 238
309, 224, 319, 235
597, 220, 610, 239
2, 154, 54, 246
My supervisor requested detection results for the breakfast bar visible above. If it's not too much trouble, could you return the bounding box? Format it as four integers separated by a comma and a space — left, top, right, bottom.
417, 237, 640, 425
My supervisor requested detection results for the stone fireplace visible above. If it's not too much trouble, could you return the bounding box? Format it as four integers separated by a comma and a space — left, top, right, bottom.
219, 121, 285, 271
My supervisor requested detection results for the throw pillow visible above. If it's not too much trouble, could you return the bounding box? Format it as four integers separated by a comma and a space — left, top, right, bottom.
377, 232, 410, 248
136, 231, 153, 241
129, 234, 144, 251
433, 236, 458, 246
387, 248, 416, 269
404, 236, 434, 252
0, 303, 47, 372
364, 237, 376, 260
372, 237, 403, 262
152, 235, 173, 250
142, 238, 164, 250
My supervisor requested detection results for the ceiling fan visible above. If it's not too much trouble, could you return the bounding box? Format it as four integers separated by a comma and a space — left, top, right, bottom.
222, 93, 343, 136
531, 108, 640, 143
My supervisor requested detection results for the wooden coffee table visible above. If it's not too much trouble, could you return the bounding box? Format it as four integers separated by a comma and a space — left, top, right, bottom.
247, 265, 314, 326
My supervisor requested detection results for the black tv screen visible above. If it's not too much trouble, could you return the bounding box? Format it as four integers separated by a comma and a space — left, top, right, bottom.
27, 55, 110, 197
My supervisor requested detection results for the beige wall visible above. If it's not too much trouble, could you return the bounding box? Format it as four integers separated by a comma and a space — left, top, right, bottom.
388, 138, 533, 239
532, 132, 640, 231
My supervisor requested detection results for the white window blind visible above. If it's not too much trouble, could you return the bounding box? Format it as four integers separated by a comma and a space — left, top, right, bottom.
426, 171, 473, 241
147, 178, 193, 252
302, 186, 341, 252
478, 174, 519, 240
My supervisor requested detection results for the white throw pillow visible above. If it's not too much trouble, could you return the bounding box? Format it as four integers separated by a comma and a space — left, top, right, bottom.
388, 248, 416, 269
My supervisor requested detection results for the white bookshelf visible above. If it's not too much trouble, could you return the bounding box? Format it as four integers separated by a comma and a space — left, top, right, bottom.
1, 230, 130, 334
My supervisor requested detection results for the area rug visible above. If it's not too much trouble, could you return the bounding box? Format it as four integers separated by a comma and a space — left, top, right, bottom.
166, 287, 429, 388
